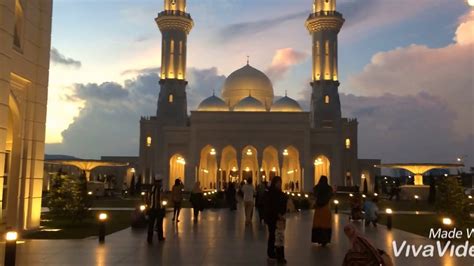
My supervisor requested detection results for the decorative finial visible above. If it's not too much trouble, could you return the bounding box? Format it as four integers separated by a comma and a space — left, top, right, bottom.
246, 55, 250, 65
285, 90, 288, 97
212, 89, 215, 96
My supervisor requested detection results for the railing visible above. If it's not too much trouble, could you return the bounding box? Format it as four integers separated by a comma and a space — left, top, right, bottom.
158, 10, 192, 19
307, 11, 343, 19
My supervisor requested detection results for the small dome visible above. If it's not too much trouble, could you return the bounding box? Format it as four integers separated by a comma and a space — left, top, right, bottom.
197, 95, 229, 112
222, 64, 274, 110
271, 96, 303, 112
233, 95, 266, 112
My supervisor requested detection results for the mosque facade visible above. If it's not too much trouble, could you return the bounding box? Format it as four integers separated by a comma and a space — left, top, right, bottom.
139, 0, 380, 192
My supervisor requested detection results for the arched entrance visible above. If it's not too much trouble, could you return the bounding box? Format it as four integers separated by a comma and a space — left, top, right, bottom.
241, 146, 258, 185
220, 146, 238, 185
314, 155, 330, 185
198, 145, 218, 190
262, 146, 279, 182
169, 154, 186, 191
361, 170, 372, 193
282, 146, 301, 191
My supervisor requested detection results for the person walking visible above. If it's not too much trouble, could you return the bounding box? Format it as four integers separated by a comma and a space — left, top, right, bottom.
255, 181, 267, 224
226, 182, 237, 211
241, 178, 255, 225
312, 175, 333, 246
190, 181, 204, 222
147, 178, 165, 243
171, 178, 184, 222
264, 176, 288, 263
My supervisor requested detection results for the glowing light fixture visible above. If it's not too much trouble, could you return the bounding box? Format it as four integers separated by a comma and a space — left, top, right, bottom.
468, 195, 473, 199
245, 167, 250, 172
177, 157, 186, 165
283, 149, 289, 156
162, 200, 168, 206
469, 0, 474, 7
374, 193, 378, 197
139, 205, 146, 212
349, 193, 353, 197
386, 208, 393, 214
99, 213, 108, 221
362, 194, 366, 198
6, 231, 18, 241
361, 174, 366, 179
314, 158, 323, 166
287, 170, 294, 174
271, 167, 277, 172
88, 191, 93, 195
231, 167, 237, 172
210, 148, 216, 155
246, 149, 253, 156
334, 200, 339, 205
305, 194, 309, 198
442, 217, 452, 226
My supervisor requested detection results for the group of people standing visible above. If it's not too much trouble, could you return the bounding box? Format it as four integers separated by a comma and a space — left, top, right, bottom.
145, 176, 391, 265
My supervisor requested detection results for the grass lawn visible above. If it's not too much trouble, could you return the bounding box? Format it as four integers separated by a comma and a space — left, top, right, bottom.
24, 210, 132, 239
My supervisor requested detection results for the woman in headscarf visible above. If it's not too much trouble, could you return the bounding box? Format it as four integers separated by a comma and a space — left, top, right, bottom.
312, 175, 333, 246
190, 181, 204, 222
343, 224, 392, 266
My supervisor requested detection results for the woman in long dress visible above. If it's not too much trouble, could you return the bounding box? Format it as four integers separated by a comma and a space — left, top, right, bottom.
312, 175, 333, 246
190, 181, 204, 222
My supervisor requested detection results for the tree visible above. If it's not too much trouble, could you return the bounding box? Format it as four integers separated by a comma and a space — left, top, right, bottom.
47, 173, 91, 222
363, 178, 368, 195
435, 176, 470, 226
428, 176, 436, 204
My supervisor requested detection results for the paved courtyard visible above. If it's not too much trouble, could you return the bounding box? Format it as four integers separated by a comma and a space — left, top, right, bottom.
0, 206, 470, 265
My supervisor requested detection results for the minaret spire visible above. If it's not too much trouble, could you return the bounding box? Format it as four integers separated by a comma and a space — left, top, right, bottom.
306, 0, 344, 128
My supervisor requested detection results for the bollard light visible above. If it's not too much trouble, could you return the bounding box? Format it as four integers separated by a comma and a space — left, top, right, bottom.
442, 217, 452, 226
204, 192, 207, 196
88, 191, 93, 195
141, 192, 146, 196
374, 193, 378, 197
414, 195, 419, 203
334, 200, 339, 214
98, 213, 107, 243
291, 193, 295, 196
297, 193, 301, 197
139, 205, 146, 212
4, 231, 18, 266
386, 208, 393, 230
304, 194, 309, 198
362, 194, 366, 198
349, 193, 353, 197
468, 195, 473, 200
162, 200, 168, 207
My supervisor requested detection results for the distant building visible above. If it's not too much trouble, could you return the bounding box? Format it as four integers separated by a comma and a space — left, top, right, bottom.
0, 0, 53, 230
138, 0, 380, 191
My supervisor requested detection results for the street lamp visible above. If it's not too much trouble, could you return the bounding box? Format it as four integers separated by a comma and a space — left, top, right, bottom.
98, 213, 108, 243
4, 231, 18, 266
386, 208, 393, 230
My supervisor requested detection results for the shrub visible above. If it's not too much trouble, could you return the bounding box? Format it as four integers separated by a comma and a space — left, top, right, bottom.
47, 173, 91, 222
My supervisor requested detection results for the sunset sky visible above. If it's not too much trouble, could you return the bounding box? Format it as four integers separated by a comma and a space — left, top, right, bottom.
46, 0, 473, 168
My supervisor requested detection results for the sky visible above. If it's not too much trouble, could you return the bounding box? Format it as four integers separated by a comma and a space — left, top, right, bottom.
46, 0, 474, 169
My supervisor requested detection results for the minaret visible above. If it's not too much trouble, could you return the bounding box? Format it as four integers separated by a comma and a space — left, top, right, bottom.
306, 0, 344, 128
155, 0, 194, 126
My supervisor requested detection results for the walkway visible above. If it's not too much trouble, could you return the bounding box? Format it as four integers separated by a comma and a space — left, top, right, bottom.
0, 207, 470, 265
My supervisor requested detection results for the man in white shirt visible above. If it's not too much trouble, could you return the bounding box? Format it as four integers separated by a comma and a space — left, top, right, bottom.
241, 178, 255, 225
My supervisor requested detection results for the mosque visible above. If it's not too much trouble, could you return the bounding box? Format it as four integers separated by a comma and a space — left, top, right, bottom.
139, 0, 380, 192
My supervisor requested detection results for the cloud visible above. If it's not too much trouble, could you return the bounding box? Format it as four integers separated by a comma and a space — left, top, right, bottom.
266, 48, 308, 81
216, 11, 307, 42
346, 10, 474, 139
340, 93, 473, 165
121, 67, 161, 76
50, 47, 82, 68
46, 67, 226, 158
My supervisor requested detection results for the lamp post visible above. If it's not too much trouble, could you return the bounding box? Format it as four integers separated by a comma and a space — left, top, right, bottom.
98, 213, 107, 243
4, 231, 18, 266
386, 208, 393, 230
334, 200, 339, 214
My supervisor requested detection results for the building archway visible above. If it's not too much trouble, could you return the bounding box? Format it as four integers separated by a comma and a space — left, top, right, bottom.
169, 154, 186, 191
282, 146, 301, 191
220, 146, 238, 184
361, 170, 372, 193
262, 146, 279, 182
198, 145, 218, 190
314, 155, 331, 185
241, 145, 258, 185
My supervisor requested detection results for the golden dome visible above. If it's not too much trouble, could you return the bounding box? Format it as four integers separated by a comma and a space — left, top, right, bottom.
233, 96, 266, 112
197, 95, 229, 112
271, 96, 303, 112
222, 64, 274, 110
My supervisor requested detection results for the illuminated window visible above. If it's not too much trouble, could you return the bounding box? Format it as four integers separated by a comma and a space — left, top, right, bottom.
345, 138, 351, 149
168, 94, 174, 103
146, 137, 152, 147
13, 0, 24, 50
324, 95, 330, 104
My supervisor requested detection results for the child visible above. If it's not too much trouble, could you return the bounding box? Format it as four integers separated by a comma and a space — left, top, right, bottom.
363, 197, 379, 227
